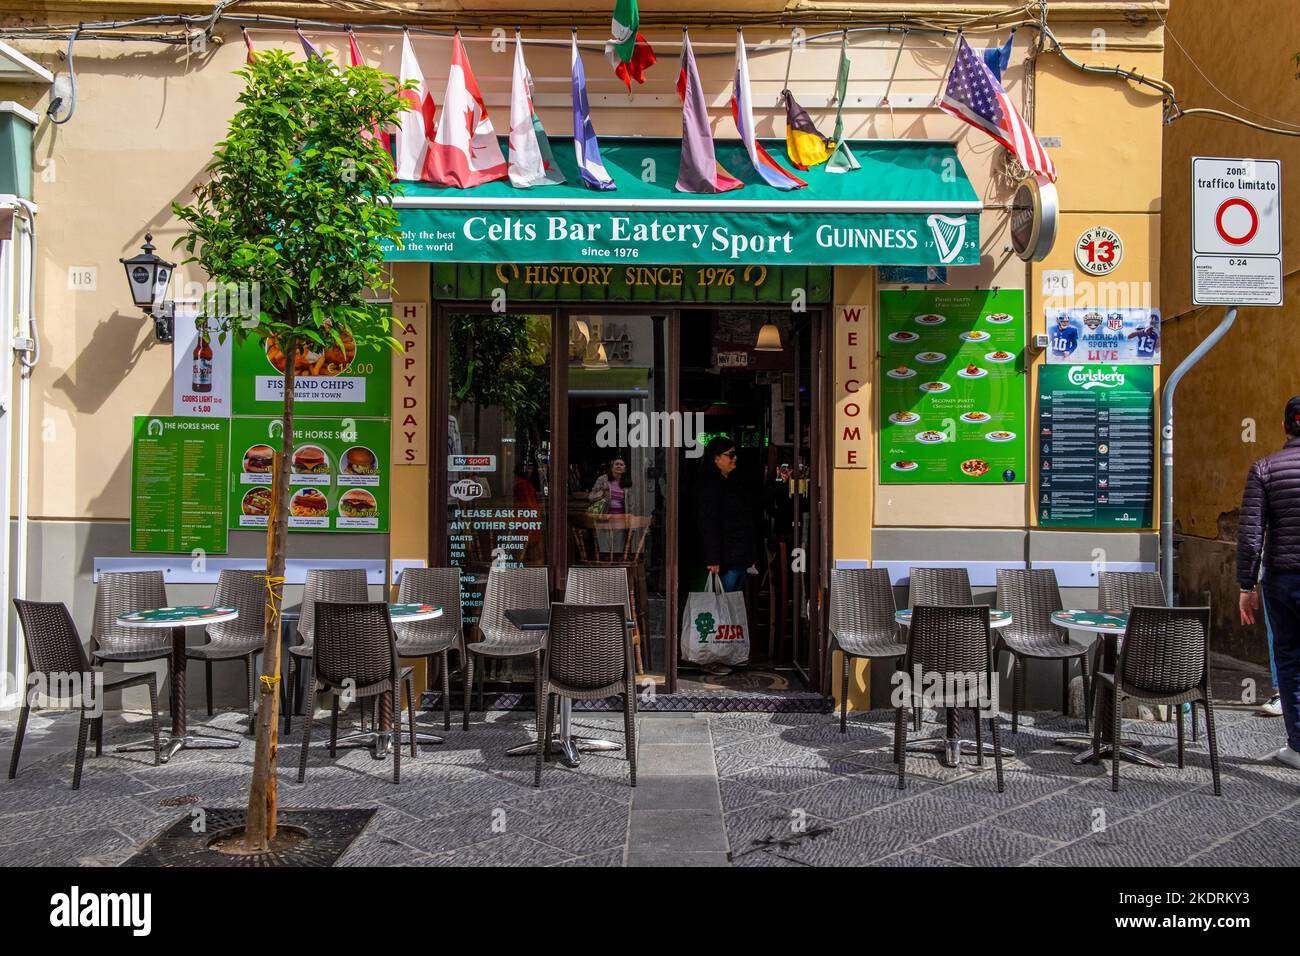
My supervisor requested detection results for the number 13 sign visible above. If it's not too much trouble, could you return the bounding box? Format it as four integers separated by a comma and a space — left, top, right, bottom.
1074, 225, 1124, 277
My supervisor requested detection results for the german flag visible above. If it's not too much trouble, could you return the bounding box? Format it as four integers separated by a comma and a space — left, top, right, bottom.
782, 90, 834, 170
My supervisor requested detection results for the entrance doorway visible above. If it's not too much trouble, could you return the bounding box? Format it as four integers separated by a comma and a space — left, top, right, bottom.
432, 305, 829, 699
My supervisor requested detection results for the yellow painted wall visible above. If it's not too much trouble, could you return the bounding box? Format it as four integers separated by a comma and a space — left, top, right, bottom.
1159, 0, 1300, 539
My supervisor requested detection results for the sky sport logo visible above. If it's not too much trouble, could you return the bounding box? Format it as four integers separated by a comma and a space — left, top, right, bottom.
49, 886, 151, 936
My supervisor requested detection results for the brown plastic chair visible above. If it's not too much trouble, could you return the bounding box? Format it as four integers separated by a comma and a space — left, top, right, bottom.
894, 604, 1003, 792
464, 567, 549, 731
394, 567, 463, 731
828, 569, 906, 733
1092, 605, 1221, 795
535, 602, 637, 788
10, 599, 161, 789
286, 568, 369, 734
297, 601, 415, 785
995, 568, 1092, 732
188, 569, 266, 733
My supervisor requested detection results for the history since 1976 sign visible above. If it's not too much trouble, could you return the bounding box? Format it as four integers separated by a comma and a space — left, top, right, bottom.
1037, 365, 1155, 529
878, 289, 1027, 484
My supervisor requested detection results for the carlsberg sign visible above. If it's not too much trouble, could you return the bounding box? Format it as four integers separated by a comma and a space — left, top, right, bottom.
1068, 366, 1127, 389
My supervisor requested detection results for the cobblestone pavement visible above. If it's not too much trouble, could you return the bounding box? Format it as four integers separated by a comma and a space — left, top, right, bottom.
0, 704, 1295, 866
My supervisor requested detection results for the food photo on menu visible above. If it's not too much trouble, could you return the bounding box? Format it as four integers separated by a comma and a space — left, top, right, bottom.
340, 445, 381, 484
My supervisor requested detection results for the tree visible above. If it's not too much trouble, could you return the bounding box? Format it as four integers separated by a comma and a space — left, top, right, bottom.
174, 49, 408, 852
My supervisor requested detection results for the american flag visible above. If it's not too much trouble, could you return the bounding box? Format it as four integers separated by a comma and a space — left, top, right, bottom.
940, 36, 1056, 182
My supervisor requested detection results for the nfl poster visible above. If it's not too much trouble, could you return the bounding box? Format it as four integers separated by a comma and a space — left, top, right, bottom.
1045, 308, 1160, 365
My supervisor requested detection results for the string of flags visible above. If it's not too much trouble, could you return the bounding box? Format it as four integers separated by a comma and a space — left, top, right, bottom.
243, 16, 1056, 191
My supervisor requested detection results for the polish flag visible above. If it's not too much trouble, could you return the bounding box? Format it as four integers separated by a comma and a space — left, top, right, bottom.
393, 31, 435, 182
425, 32, 508, 188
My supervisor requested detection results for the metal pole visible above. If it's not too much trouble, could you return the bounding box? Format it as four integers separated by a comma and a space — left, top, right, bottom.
1160, 306, 1238, 604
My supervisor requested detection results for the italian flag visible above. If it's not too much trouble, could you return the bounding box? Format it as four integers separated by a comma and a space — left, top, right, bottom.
605, 0, 656, 91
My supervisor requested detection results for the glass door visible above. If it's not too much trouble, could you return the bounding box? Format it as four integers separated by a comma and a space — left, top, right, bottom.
443, 311, 553, 644
561, 312, 672, 683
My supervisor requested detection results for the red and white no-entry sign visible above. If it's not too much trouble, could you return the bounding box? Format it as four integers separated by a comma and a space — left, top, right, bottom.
1192, 156, 1282, 307
1214, 197, 1258, 245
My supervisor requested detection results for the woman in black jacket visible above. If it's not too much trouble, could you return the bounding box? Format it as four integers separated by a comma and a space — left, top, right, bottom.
696, 436, 757, 592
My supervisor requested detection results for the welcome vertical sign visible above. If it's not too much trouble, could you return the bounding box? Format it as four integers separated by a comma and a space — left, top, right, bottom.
835, 304, 872, 468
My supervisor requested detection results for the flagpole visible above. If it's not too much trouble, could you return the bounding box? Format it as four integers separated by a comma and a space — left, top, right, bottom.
881, 28, 907, 106
780, 26, 795, 107
933, 27, 962, 105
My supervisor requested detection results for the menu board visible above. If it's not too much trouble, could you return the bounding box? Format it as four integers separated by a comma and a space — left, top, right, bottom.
231, 331, 391, 418
879, 289, 1027, 484
229, 417, 391, 532
1037, 365, 1155, 528
131, 416, 229, 553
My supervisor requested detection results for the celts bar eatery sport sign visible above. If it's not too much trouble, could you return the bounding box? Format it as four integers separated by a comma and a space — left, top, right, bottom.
389, 209, 976, 267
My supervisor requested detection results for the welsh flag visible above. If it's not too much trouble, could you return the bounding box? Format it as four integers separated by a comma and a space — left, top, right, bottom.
605, 0, 656, 92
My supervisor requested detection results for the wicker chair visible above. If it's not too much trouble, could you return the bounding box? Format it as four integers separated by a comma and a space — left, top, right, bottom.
1096, 571, 1181, 733
187, 570, 266, 733
995, 568, 1092, 732
1092, 605, 1220, 795
10, 599, 161, 789
296, 601, 415, 785
464, 566, 549, 732
564, 567, 633, 619
285, 568, 369, 734
907, 567, 974, 607
535, 602, 637, 788
894, 604, 1003, 791
91, 570, 172, 666
829, 568, 907, 734
394, 567, 463, 732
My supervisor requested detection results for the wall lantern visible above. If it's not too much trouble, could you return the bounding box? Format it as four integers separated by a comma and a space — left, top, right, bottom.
119, 233, 176, 343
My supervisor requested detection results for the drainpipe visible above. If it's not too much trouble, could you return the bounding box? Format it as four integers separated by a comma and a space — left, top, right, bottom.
1160, 306, 1238, 605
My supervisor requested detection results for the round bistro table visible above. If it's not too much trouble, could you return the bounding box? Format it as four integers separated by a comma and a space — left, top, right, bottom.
1050, 609, 1162, 768
895, 608, 1015, 768
115, 605, 241, 763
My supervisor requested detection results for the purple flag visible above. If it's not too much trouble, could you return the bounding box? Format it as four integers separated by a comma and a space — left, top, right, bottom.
675, 31, 742, 193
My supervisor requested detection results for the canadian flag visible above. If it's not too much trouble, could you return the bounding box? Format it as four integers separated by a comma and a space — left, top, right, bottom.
425, 32, 508, 188
393, 31, 435, 181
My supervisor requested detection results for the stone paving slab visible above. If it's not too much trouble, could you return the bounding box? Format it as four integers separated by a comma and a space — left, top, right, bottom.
0, 704, 1296, 866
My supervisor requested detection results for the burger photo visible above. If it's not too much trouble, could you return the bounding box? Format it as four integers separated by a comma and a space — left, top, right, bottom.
292, 445, 329, 475
343, 446, 379, 476
243, 445, 274, 474
338, 489, 378, 519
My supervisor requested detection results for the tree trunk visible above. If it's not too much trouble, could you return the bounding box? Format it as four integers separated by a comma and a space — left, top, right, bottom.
245, 355, 295, 851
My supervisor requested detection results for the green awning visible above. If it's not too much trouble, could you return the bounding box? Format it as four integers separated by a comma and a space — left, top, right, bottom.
387, 137, 979, 267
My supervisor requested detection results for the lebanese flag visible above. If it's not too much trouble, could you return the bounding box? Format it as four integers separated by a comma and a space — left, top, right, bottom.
393, 31, 435, 182
605, 0, 656, 92
349, 31, 393, 156
675, 31, 742, 193
425, 32, 508, 188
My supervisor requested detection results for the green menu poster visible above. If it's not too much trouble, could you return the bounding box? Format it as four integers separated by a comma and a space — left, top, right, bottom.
1037, 365, 1155, 528
879, 289, 1027, 484
229, 417, 390, 533
131, 416, 229, 553
230, 332, 391, 417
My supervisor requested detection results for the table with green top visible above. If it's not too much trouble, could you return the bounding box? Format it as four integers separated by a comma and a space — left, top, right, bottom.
1051, 609, 1163, 768
115, 605, 241, 762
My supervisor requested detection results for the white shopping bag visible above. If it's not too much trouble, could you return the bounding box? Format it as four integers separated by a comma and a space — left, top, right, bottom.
680, 573, 750, 666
